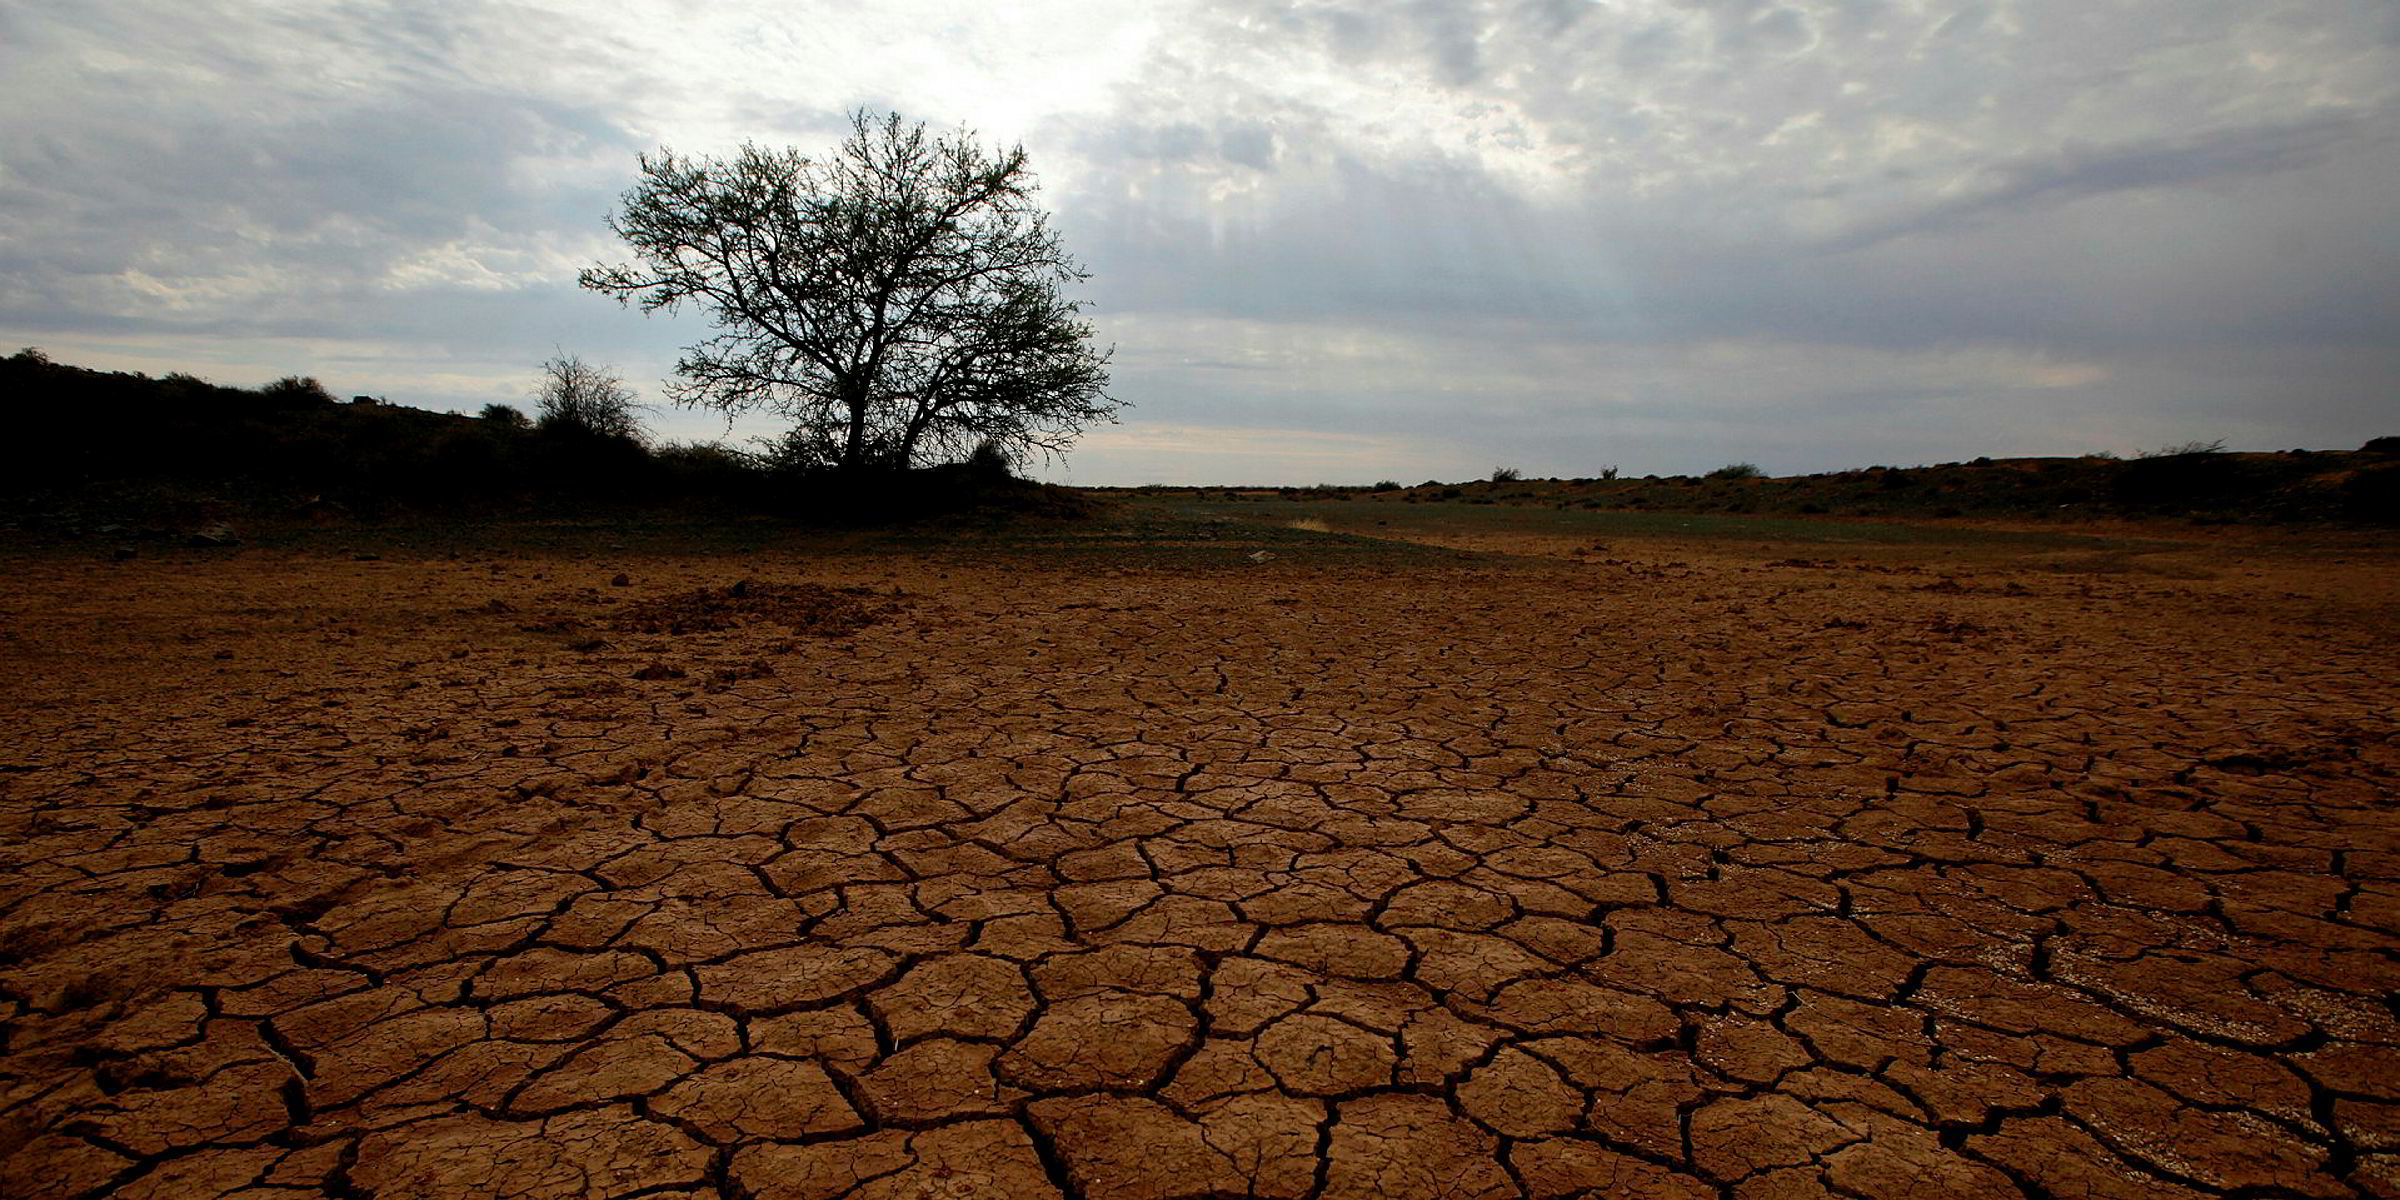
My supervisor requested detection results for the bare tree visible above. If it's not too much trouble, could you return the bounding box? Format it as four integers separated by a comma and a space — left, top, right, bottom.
579, 110, 1116, 473
534, 354, 644, 442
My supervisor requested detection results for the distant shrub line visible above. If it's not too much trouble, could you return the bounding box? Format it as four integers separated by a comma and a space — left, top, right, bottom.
1182, 446, 2399, 525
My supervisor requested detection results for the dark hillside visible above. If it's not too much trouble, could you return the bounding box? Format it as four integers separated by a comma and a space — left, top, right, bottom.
0, 350, 1086, 536
2, 349, 598, 507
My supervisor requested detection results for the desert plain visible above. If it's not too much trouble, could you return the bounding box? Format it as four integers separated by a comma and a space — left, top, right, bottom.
2, 496, 2395, 1199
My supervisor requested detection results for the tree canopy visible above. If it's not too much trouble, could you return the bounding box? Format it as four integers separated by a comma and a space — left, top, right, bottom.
580, 111, 1117, 474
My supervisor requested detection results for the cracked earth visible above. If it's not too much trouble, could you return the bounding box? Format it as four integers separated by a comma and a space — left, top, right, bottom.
2, 518, 2396, 1198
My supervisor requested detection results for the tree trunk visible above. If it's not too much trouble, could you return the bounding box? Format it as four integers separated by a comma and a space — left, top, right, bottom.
840, 382, 870, 471
896, 411, 931, 470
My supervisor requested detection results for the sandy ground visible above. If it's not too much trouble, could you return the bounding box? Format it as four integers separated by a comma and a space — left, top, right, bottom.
1, 513, 2396, 1199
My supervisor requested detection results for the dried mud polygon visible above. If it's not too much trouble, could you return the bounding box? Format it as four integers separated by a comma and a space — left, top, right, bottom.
1, 528, 2394, 1198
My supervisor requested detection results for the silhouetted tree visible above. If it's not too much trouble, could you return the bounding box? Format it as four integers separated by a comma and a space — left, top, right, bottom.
534, 354, 644, 442
580, 110, 1116, 474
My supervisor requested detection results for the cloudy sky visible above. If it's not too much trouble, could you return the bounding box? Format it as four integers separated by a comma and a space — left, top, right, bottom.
4, 1, 2395, 483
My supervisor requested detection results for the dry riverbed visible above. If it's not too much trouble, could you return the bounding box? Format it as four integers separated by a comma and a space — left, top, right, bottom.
2, 506, 2394, 1198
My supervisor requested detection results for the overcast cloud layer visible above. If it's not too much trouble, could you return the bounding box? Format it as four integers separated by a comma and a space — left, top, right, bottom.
4, 0, 2394, 483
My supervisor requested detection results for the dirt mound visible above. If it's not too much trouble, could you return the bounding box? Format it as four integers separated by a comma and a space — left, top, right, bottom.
609, 579, 906, 636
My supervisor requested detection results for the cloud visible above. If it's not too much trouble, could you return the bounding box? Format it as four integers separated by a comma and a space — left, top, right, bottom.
1824, 112, 2378, 251
2, 0, 2395, 481
0, 3, 639, 341
1062, 422, 1431, 486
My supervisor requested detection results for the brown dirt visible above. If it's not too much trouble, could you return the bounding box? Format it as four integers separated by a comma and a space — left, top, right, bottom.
1, 520, 2395, 1198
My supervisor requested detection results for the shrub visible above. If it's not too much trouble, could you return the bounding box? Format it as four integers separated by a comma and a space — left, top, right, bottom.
754, 425, 836, 478
1490, 466, 1522, 483
534, 354, 645, 443
963, 438, 1015, 480
1707, 462, 1762, 480
480, 403, 530, 429
2112, 448, 2241, 510
2136, 439, 2225, 459
2341, 463, 2400, 520
261, 375, 335, 407
416, 425, 517, 500
651, 439, 760, 499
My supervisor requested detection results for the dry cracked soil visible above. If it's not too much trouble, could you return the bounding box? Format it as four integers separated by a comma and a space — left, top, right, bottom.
1, 507, 2396, 1199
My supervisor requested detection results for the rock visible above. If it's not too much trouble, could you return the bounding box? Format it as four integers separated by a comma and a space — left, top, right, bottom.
186, 522, 239, 546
